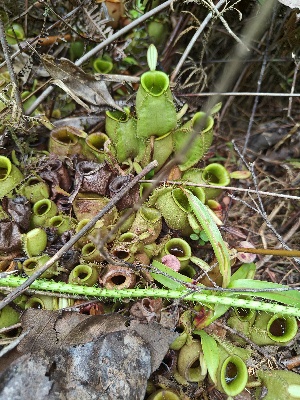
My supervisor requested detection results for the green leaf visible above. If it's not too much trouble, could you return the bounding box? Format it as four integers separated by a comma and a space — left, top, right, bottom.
230, 170, 251, 179
190, 256, 211, 272
209, 102, 222, 116
199, 231, 209, 241
186, 190, 231, 287
150, 259, 193, 290
194, 330, 219, 384
190, 233, 199, 241
147, 44, 158, 71
230, 263, 256, 282
228, 279, 300, 308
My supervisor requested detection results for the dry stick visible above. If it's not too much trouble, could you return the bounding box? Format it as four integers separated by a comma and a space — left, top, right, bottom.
25, 0, 174, 115
242, 3, 276, 155
213, 321, 279, 366
235, 248, 300, 258
259, 201, 285, 249
256, 218, 300, 270
140, 180, 300, 201
281, 355, 300, 370
178, 92, 300, 97
287, 56, 300, 119
170, 0, 226, 82
232, 142, 300, 265
0, 161, 158, 311
0, 19, 24, 114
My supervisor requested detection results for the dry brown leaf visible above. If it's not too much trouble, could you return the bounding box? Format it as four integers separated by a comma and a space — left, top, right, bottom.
42, 55, 123, 111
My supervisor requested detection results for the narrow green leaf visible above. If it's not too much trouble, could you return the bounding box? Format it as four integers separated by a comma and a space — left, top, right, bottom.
230, 263, 256, 282
228, 279, 300, 308
190, 256, 211, 272
194, 330, 219, 384
209, 102, 222, 116
147, 44, 158, 71
151, 260, 192, 290
186, 191, 231, 287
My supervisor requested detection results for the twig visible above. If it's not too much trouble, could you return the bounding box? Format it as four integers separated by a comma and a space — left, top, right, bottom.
0, 323, 22, 335
140, 180, 300, 201
0, 331, 29, 358
258, 201, 284, 249
0, 19, 24, 114
0, 276, 299, 316
250, 163, 294, 254
0, 161, 158, 311
235, 247, 300, 257
281, 355, 300, 370
242, 3, 277, 155
205, 0, 249, 49
232, 143, 300, 265
177, 92, 300, 97
170, 0, 226, 82
256, 218, 300, 270
287, 55, 300, 119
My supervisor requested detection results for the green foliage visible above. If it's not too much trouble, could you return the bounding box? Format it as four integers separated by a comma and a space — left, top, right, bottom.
190, 229, 209, 245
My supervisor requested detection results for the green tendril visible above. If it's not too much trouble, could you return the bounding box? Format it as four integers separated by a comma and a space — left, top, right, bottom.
0, 276, 300, 317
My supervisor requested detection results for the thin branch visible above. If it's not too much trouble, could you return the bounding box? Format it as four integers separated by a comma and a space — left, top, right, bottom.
287, 55, 300, 119
242, 2, 277, 155
171, 0, 226, 82
236, 248, 300, 257
0, 19, 24, 114
177, 92, 300, 97
256, 218, 300, 270
140, 180, 300, 201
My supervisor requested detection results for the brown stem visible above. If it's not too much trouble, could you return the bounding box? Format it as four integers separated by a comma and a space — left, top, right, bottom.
35, 34, 72, 46
281, 355, 300, 370
236, 247, 300, 257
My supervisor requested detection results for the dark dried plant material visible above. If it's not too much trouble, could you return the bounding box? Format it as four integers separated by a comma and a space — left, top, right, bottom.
130, 298, 163, 322
0, 310, 177, 400
74, 161, 112, 196
55, 196, 72, 214
3, 196, 31, 231
100, 265, 137, 289
58, 249, 80, 272
0, 221, 22, 254
109, 175, 140, 210
41, 55, 123, 112
81, 1, 115, 40
78, 301, 105, 316
39, 156, 72, 198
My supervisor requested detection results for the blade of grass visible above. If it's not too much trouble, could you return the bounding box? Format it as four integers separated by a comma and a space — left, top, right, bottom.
185, 190, 231, 287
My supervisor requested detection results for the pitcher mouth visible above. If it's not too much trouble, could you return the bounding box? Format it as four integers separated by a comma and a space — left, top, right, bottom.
141, 71, 169, 96
0, 156, 12, 180
172, 188, 191, 213
192, 112, 214, 133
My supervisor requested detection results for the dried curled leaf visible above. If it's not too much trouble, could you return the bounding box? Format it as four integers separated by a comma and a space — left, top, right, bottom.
42, 55, 122, 111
